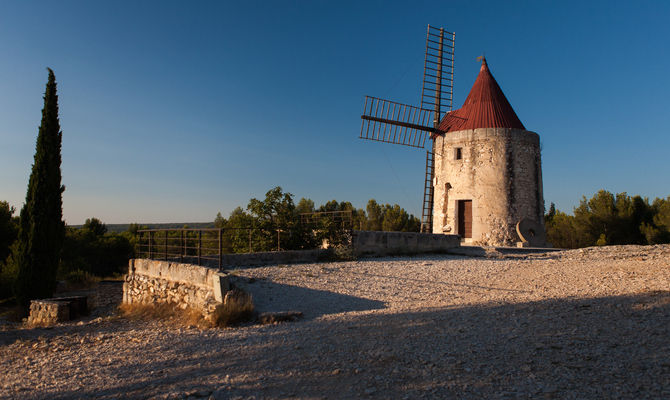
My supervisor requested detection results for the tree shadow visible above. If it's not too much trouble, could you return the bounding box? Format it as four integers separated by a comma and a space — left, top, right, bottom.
29, 290, 670, 399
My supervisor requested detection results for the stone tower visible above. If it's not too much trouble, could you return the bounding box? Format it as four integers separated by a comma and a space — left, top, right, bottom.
431, 58, 544, 246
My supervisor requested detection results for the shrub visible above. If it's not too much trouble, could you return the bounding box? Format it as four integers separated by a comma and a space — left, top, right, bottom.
63, 269, 98, 290
118, 302, 204, 328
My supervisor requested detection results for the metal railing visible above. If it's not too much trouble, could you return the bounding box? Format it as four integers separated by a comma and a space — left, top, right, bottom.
136, 228, 294, 269
136, 212, 354, 269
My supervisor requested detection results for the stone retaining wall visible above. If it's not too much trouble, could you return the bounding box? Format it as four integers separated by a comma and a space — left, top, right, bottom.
123, 259, 230, 319
353, 231, 460, 257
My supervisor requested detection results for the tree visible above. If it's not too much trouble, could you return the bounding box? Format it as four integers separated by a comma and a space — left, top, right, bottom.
224, 207, 257, 253
0, 201, 18, 264
83, 217, 107, 237
247, 186, 296, 227
545, 210, 581, 249
545, 202, 556, 224
14, 68, 65, 307
60, 219, 134, 278
214, 212, 226, 229
247, 187, 297, 250
296, 198, 315, 215
365, 199, 383, 231
653, 197, 670, 231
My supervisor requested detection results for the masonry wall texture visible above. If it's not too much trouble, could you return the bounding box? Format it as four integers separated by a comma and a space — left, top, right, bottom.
28, 300, 70, 325
353, 231, 460, 257
432, 127, 545, 246
123, 259, 230, 320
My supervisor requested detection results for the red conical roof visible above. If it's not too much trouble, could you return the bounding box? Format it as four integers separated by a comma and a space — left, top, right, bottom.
437, 58, 525, 134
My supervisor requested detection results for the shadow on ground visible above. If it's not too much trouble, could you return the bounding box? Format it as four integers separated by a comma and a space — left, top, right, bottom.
33, 290, 670, 399
236, 279, 386, 319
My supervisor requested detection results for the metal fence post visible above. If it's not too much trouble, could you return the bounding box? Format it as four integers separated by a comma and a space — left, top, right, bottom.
164, 230, 168, 260
136, 231, 142, 258
180, 230, 184, 263
148, 231, 153, 259
218, 229, 223, 270
197, 230, 202, 265
248, 229, 252, 253
277, 229, 280, 251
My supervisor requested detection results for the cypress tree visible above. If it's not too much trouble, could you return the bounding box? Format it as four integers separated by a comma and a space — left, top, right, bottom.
14, 68, 65, 307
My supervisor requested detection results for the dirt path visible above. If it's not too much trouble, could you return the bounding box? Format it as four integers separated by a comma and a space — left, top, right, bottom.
1, 245, 669, 399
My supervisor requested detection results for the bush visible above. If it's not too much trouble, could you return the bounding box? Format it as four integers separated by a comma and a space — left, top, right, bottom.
0, 242, 19, 301
63, 269, 98, 290
59, 223, 134, 278
118, 303, 205, 328
0, 265, 17, 301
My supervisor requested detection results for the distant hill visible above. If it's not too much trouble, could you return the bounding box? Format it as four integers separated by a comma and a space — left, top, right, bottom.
68, 222, 216, 233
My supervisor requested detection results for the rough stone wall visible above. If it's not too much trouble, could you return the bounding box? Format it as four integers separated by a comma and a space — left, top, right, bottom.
28, 300, 70, 325
432, 127, 545, 246
123, 259, 230, 320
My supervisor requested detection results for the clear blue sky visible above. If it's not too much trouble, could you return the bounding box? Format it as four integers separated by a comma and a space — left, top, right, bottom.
1, 0, 669, 225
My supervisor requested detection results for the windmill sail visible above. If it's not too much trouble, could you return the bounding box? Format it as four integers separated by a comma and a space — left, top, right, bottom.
360, 96, 435, 149
357, 25, 455, 234
419, 26, 454, 233
420, 25, 455, 123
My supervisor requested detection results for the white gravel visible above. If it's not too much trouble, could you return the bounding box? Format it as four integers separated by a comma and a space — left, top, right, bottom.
1, 244, 669, 399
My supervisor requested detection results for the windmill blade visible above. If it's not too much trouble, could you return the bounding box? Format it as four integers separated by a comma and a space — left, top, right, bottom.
360, 96, 435, 149
420, 25, 455, 126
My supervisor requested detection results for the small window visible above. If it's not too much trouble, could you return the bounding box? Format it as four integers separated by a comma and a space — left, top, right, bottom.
455, 147, 462, 160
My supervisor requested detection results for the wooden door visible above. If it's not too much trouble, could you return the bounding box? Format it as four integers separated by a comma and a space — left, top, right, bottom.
457, 200, 472, 238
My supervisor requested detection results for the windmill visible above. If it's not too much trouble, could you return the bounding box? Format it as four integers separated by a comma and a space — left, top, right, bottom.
359, 25, 455, 233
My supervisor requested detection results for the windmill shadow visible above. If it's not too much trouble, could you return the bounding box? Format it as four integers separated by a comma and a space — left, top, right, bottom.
41, 290, 670, 400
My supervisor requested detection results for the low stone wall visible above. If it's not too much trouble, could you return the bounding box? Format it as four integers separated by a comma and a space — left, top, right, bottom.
352, 231, 460, 257
28, 300, 70, 325
123, 259, 230, 319
27, 296, 88, 326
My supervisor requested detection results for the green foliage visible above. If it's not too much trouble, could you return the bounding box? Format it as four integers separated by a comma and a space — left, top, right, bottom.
214, 189, 421, 253
545, 210, 583, 249
214, 212, 226, 229
546, 190, 670, 248
365, 199, 383, 231
0, 201, 18, 266
83, 217, 107, 236
296, 198, 315, 215
0, 242, 19, 300
14, 69, 65, 306
362, 199, 420, 232
312, 200, 356, 248
62, 269, 98, 289
247, 187, 298, 250
653, 197, 670, 230
59, 220, 134, 278
222, 207, 258, 253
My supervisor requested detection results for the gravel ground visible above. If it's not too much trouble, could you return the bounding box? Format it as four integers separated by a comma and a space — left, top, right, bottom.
1, 244, 669, 399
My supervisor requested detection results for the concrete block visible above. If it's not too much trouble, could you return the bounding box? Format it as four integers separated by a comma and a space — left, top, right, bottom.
212, 272, 230, 303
